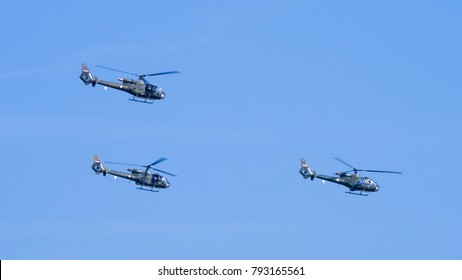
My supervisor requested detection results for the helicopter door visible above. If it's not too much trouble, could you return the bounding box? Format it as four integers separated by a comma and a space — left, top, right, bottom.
146, 84, 154, 92
151, 174, 160, 184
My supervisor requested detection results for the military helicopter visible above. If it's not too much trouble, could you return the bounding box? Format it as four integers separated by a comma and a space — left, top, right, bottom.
299, 157, 402, 196
79, 63, 179, 104
92, 155, 176, 192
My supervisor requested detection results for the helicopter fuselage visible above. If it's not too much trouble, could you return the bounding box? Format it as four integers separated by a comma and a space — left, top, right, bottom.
308, 172, 380, 193
96, 78, 165, 100
104, 168, 170, 188
126, 168, 170, 188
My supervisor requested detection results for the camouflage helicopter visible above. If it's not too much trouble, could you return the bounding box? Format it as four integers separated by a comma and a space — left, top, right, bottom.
299, 157, 402, 196
79, 63, 179, 104
92, 155, 176, 192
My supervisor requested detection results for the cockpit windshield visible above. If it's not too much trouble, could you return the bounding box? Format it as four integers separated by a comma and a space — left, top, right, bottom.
152, 174, 160, 183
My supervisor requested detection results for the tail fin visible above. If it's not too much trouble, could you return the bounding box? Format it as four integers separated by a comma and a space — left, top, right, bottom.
80, 63, 97, 86
299, 158, 316, 180
92, 154, 107, 176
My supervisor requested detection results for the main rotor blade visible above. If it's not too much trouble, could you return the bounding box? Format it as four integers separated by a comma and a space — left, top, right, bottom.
333, 157, 402, 174
96, 65, 179, 78
151, 168, 177, 177
105, 161, 144, 167
107, 158, 171, 171
147, 157, 168, 167
142, 71, 180, 77
362, 169, 402, 174
333, 157, 357, 170
96, 65, 138, 77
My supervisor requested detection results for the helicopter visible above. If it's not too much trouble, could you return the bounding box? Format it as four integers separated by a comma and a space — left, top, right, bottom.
91, 154, 176, 192
299, 157, 402, 196
79, 63, 179, 104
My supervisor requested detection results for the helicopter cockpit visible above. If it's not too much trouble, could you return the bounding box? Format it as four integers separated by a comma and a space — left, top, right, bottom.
152, 174, 170, 188
145, 84, 165, 99
357, 178, 380, 192
156, 87, 165, 99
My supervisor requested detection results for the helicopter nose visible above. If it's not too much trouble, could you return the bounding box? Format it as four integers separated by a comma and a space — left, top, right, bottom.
159, 89, 165, 99
376, 185, 380, 192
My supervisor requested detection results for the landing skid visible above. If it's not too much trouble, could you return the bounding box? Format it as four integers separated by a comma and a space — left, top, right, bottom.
345, 191, 368, 196
129, 98, 153, 104
137, 187, 159, 192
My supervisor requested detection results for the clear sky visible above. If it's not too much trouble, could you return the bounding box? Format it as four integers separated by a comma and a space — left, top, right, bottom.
1, 0, 461, 259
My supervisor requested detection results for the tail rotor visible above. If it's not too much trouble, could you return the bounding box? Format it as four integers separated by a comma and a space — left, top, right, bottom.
299, 158, 316, 180
92, 154, 106, 176
80, 63, 97, 86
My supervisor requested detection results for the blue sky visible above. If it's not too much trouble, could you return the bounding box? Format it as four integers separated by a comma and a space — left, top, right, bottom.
1, 0, 461, 259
